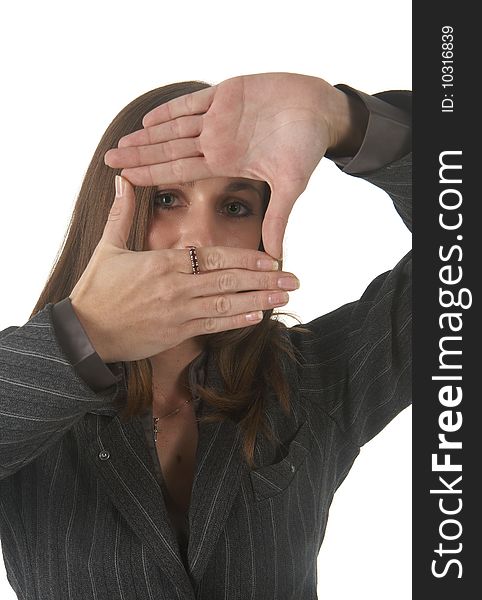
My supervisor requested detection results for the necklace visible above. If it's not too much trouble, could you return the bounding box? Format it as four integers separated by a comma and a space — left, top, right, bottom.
152, 397, 193, 442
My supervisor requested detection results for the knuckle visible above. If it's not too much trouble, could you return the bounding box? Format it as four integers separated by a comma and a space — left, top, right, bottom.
271, 272, 283, 287
258, 273, 272, 289
215, 295, 231, 315
217, 272, 237, 292
240, 253, 252, 270
205, 249, 224, 271
203, 317, 217, 333
251, 292, 263, 310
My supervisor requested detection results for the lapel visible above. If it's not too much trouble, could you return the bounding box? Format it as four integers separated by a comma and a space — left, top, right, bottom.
79, 350, 250, 593
186, 350, 249, 587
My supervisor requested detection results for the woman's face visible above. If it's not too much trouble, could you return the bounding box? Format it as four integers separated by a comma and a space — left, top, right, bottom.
145, 176, 268, 253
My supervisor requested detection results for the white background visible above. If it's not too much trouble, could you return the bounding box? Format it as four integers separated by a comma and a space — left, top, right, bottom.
0, 1, 412, 598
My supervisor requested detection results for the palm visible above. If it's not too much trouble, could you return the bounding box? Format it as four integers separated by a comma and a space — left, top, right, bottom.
198, 74, 329, 193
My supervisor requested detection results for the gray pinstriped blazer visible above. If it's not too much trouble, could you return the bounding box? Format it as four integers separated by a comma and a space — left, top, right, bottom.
0, 98, 411, 599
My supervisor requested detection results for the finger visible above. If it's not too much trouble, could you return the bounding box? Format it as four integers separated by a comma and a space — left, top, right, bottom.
184, 288, 290, 321
167, 246, 281, 275
142, 86, 216, 127
102, 176, 136, 249
261, 184, 300, 260
117, 115, 203, 148
120, 157, 215, 187
105, 137, 203, 169
182, 309, 264, 338
177, 268, 298, 299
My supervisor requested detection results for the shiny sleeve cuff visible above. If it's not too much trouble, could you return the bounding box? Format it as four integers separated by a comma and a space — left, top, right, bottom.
327, 83, 412, 175
51, 297, 124, 393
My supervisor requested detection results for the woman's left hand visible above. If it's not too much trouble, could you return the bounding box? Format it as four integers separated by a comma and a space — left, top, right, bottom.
104, 72, 367, 260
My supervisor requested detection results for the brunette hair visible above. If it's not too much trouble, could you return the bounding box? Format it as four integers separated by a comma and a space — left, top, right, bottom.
30, 81, 312, 469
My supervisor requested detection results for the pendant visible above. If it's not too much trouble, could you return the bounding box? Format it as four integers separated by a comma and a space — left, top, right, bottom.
153, 417, 160, 442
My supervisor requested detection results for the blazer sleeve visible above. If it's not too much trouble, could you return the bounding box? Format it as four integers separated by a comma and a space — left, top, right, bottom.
290, 147, 411, 451
51, 296, 123, 393
0, 302, 126, 481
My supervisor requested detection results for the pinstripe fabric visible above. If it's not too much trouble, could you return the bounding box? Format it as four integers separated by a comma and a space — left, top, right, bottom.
0, 154, 411, 597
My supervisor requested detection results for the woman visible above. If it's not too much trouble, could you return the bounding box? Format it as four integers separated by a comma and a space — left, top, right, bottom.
0, 73, 411, 599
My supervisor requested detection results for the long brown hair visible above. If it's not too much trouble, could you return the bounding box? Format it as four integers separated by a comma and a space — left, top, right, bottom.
30, 81, 312, 469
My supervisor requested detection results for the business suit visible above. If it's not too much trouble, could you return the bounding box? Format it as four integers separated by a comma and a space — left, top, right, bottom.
0, 88, 411, 599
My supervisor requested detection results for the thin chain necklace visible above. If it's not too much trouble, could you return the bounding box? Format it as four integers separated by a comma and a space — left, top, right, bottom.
152, 397, 193, 442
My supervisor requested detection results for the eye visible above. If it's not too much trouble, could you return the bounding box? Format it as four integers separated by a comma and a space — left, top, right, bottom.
153, 192, 255, 218
224, 201, 253, 218
153, 192, 177, 209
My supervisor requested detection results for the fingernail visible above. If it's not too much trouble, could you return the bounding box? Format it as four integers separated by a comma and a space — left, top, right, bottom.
115, 175, 125, 197
104, 149, 114, 166
257, 258, 280, 270
246, 311, 263, 321
269, 291, 289, 305
278, 276, 300, 290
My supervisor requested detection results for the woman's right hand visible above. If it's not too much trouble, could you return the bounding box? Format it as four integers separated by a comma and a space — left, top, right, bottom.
68, 176, 300, 364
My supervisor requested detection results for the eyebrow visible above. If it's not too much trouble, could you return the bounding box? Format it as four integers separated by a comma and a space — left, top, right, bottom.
179, 180, 264, 199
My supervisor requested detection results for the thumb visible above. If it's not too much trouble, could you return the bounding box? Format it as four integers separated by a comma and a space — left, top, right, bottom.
101, 175, 136, 250
261, 185, 298, 261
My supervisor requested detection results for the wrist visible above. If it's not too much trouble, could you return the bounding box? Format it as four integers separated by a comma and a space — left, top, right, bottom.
325, 87, 369, 158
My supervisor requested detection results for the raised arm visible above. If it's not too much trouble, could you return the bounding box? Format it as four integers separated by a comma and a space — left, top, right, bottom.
291, 141, 411, 452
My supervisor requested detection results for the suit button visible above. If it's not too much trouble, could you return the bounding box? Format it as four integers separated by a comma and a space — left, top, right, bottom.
290, 463, 295, 472
98, 450, 110, 460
